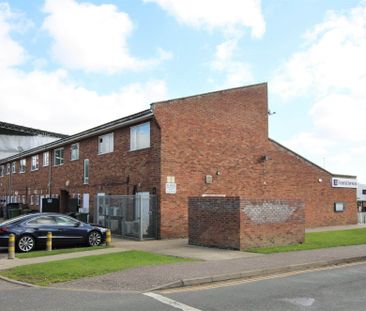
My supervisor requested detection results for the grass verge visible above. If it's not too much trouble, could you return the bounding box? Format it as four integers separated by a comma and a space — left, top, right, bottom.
248, 228, 366, 254
16, 246, 108, 259
0, 250, 194, 286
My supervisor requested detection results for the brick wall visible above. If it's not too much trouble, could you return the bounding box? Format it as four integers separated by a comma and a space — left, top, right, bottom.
189, 197, 241, 249
239, 199, 305, 249
189, 197, 305, 250
0, 119, 161, 222
154, 83, 356, 238
154, 84, 269, 238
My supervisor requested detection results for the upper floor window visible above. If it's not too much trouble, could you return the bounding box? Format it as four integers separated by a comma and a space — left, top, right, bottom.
19, 159, 26, 173
31, 155, 39, 171
0, 165, 4, 177
71, 143, 79, 161
363, 189, 366, 195
43, 152, 49, 166
54, 148, 64, 166
11, 162, 16, 174
83, 159, 89, 184
6, 163, 10, 175
98, 133, 114, 155
130, 122, 150, 151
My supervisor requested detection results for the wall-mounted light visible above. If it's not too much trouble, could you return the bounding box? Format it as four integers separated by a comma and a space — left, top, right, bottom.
216, 170, 221, 176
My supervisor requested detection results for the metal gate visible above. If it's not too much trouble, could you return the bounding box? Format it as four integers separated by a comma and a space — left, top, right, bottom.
95, 194, 157, 240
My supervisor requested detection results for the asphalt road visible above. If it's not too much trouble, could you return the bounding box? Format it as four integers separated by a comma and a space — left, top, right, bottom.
1, 262, 366, 310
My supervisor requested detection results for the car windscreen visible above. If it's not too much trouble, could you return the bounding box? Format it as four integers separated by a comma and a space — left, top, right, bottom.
0, 214, 31, 226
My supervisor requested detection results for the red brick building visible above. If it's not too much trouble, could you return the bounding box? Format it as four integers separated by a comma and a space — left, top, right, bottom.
0, 83, 357, 238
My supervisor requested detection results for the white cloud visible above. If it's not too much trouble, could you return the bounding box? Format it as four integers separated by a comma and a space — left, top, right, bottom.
0, 67, 167, 134
0, 3, 27, 68
144, 0, 265, 38
0, 2, 167, 134
210, 37, 254, 87
271, 3, 366, 182
282, 132, 333, 157
310, 93, 366, 142
272, 5, 366, 99
42, 0, 168, 74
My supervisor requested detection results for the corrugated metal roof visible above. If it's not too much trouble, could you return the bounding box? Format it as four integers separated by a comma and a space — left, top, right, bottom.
0, 121, 68, 138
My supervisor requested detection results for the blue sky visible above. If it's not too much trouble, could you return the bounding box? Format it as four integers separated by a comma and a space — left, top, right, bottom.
1, 0, 365, 182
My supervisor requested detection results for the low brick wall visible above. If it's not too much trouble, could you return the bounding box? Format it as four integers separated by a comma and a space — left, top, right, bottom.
188, 197, 241, 249
239, 199, 305, 249
189, 197, 304, 250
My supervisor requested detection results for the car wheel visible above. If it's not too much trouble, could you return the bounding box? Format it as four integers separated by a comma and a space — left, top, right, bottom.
17, 235, 35, 252
87, 231, 102, 246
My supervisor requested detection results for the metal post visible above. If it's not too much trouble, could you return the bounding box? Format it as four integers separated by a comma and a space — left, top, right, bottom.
8, 234, 15, 259
106, 229, 112, 246
139, 195, 143, 241
47, 232, 52, 251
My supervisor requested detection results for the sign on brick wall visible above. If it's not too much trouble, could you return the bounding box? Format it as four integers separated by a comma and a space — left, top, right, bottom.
165, 182, 176, 194
332, 177, 357, 188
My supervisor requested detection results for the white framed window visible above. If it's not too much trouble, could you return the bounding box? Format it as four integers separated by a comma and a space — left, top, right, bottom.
19, 159, 26, 173
98, 133, 114, 154
130, 122, 150, 151
83, 159, 89, 184
30, 195, 34, 205
6, 163, 10, 175
11, 162, 16, 174
31, 155, 39, 171
71, 143, 79, 161
0, 165, 4, 177
43, 152, 49, 166
54, 148, 64, 166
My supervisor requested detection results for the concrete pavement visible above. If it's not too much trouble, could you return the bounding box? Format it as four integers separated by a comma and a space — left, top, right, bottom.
0, 239, 258, 270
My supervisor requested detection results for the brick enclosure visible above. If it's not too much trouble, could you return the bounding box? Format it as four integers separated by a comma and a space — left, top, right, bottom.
0, 83, 357, 239
189, 197, 304, 250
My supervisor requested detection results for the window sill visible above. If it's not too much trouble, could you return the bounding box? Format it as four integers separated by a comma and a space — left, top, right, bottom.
129, 146, 151, 153
98, 151, 113, 156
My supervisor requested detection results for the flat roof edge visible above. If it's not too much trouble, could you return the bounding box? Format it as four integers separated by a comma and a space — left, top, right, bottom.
0, 110, 153, 164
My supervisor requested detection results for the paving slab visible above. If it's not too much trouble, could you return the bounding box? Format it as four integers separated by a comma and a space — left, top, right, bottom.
111, 238, 259, 261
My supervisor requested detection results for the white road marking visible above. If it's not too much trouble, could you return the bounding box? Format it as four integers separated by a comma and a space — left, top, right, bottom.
144, 292, 202, 311
281, 297, 315, 307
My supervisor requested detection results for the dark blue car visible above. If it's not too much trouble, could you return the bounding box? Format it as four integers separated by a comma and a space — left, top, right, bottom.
0, 213, 107, 252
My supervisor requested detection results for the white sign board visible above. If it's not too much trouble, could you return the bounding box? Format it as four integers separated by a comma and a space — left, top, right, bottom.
165, 182, 177, 194
331, 177, 357, 188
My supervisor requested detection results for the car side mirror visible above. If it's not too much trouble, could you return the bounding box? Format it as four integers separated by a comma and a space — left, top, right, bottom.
74, 222, 81, 227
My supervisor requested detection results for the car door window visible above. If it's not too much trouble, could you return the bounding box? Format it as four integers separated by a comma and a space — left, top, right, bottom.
54, 216, 79, 226
27, 216, 57, 225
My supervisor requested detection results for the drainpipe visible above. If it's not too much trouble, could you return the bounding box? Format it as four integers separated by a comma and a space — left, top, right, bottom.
48, 159, 52, 196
